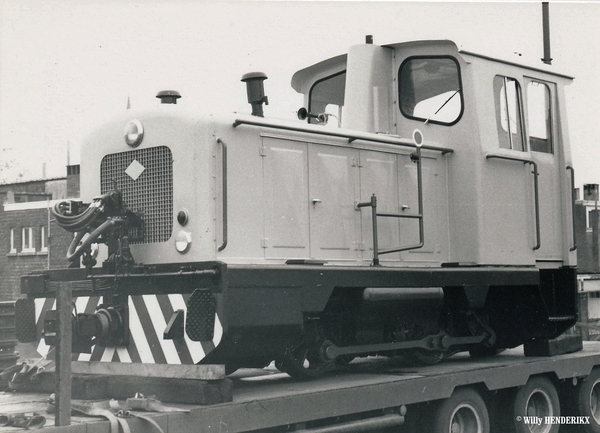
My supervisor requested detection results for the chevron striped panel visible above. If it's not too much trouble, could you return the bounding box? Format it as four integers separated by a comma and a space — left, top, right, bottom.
33, 294, 222, 364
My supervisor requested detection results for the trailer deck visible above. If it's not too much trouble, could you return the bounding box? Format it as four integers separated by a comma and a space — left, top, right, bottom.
1, 341, 599, 432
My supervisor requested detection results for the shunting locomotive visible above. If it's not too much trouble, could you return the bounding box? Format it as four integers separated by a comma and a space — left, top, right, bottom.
15, 37, 578, 379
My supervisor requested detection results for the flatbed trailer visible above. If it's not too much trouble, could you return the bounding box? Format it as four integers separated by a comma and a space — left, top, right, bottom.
1, 341, 600, 433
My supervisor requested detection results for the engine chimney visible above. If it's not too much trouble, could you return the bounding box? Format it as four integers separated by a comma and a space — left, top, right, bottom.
156, 90, 181, 104
241, 72, 268, 117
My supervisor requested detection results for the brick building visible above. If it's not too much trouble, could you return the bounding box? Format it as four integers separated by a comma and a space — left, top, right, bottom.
0, 165, 80, 300
575, 185, 600, 274
574, 185, 600, 340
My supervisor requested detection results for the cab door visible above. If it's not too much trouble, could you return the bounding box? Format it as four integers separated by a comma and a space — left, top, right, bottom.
482, 75, 536, 265
526, 79, 564, 262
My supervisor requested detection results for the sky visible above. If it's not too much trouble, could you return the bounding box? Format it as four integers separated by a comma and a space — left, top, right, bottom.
1, 1, 600, 191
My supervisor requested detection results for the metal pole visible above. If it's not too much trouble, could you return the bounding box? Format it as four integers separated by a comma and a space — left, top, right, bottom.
47, 200, 50, 270
542, 2, 552, 65
371, 195, 379, 266
357, 195, 379, 266
415, 147, 424, 248
530, 161, 541, 250
217, 138, 228, 252
55, 282, 72, 426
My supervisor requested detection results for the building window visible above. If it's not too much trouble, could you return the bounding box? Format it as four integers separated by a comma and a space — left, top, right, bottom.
9, 229, 16, 254
527, 81, 553, 154
494, 76, 525, 151
399, 56, 463, 125
40, 226, 48, 252
22, 227, 35, 253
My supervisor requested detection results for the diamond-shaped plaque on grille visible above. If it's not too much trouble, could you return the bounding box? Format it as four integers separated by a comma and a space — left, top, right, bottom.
125, 159, 145, 181
186, 289, 216, 341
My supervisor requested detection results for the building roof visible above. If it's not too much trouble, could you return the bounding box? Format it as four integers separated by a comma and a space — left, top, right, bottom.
0, 177, 66, 188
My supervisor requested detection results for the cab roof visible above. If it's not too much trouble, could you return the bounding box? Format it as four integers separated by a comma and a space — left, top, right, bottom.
291, 39, 572, 94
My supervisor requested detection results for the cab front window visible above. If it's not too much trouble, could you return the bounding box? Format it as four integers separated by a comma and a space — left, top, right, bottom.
398, 57, 463, 125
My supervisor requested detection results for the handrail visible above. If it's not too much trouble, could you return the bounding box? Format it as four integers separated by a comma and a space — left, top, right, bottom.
357, 195, 380, 266
233, 117, 454, 154
486, 154, 540, 250
566, 165, 577, 251
531, 160, 541, 251
216, 138, 228, 252
358, 147, 425, 266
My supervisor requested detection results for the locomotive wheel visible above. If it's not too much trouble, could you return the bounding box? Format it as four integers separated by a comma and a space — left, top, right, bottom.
513, 375, 560, 433
432, 387, 490, 433
276, 342, 332, 380
575, 367, 600, 433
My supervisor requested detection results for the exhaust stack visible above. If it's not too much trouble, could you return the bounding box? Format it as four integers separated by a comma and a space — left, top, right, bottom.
156, 90, 181, 104
241, 72, 268, 117
542, 2, 552, 65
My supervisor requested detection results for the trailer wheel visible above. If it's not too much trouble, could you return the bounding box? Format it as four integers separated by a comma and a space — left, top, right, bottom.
432, 388, 490, 433
513, 376, 560, 433
576, 367, 600, 433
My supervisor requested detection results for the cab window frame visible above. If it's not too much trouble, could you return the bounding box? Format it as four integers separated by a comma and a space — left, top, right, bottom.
494, 75, 527, 152
526, 80, 553, 154
308, 70, 347, 126
398, 55, 464, 126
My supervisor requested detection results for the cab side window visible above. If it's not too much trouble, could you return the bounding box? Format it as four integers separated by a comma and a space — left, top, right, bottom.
308, 71, 346, 127
527, 81, 553, 154
494, 76, 525, 151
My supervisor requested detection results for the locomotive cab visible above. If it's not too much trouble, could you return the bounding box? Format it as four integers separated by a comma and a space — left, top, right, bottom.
291, 39, 575, 269
16, 38, 578, 378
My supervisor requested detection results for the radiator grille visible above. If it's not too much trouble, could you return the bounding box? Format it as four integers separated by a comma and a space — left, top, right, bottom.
100, 146, 173, 243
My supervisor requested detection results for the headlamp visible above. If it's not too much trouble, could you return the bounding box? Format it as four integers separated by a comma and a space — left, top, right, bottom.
175, 231, 192, 253
124, 119, 144, 147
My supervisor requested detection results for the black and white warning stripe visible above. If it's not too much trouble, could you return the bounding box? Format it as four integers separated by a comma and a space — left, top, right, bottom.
34, 295, 222, 364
